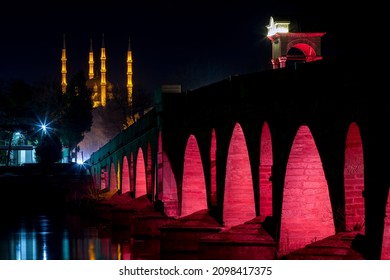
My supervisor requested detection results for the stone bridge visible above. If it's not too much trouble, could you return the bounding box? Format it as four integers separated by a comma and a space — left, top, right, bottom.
86, 57, 389, 259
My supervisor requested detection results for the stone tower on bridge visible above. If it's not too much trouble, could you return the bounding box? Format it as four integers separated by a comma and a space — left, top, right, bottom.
266, 16, 325, 69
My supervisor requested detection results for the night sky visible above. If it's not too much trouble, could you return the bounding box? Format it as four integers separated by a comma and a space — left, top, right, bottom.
0, 1, 371, 95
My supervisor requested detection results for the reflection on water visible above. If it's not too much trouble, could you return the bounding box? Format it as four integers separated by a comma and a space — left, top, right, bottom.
0, 214, 160, 260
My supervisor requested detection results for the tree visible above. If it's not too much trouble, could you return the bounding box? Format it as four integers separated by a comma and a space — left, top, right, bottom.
58, 71, 93, 162
35, 133, 63, 164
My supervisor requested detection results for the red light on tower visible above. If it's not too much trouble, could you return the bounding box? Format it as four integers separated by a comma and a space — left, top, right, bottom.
266, 16, 326, 69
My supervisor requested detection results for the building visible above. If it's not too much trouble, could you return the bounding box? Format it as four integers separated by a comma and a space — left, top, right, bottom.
60, 34, 135, 162
61, 34, 133, 108
266, 16, 325, 69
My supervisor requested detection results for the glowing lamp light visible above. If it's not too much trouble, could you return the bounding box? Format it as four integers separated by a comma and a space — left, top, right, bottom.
41, 124, 47, 134
34, 116, 54, 136
266, 16, 290, 37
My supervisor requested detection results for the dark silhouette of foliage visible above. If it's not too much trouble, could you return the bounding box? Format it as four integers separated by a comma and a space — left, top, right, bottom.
58, 71, 93, 160
35, 133, 63, 164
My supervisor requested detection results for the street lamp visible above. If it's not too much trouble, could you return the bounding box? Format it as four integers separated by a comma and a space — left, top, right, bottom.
41, 124, 47, 134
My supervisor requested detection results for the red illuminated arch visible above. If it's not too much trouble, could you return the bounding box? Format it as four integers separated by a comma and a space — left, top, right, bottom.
223, 123, 256, 228
381, 191, 390, 259
161, 136, 179, 217
344, 122, 365, 231
135, 147, 147, 198
92, 167, 99, 190
109, 162, 117, 191
279, 125, 335, 256
260, 122, 273, 217
121, 155, 130, 194
287, 42, 318, 62
181, 135, 207, 216
100, 167, 108, 190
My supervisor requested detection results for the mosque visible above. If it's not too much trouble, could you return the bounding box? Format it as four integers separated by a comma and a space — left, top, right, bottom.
60, 34, 135, 162
60, 33, 133, 108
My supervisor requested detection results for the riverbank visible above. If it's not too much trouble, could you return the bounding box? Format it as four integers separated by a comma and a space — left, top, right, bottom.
0, 163, 95, 216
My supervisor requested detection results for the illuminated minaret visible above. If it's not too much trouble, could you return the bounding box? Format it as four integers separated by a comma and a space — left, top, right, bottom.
100, 33, 107, 107
126, 38, 133, 106
61, 34, 67, 94
88, 39, 94, 80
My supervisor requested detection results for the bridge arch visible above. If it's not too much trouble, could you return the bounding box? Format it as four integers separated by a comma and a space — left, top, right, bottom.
223, 122, 256, 228
121, 155, 131, 194
100, 165, 108, 191
109, 161, 118, 191
279, 125, 335, 256
287, 39, 319, 63
344, 122, 365, 231
135, 146, 147, 198
382, 191, 390, 259
181, 134, 207, 216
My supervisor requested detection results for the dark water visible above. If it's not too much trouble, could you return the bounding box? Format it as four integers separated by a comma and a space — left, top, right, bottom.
0, 169, 160, 260
0, 213, 160, 260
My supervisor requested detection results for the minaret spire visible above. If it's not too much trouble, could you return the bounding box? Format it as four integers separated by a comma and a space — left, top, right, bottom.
126, 37, 133, 106
100, 33, 107, 107
61, 34, 67, 94
88, 38, 94, 80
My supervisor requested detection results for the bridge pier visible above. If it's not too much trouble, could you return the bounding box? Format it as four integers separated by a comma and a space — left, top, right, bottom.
159, 209, 223, 259
199, 216, 277, 259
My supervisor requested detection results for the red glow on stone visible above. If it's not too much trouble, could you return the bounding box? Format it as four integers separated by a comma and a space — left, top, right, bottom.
210, 129, 217, 207
110, 162, 117, 190
260, 122, 273, 216
100, 167, 108, 190
135, 147, 147, 198
382, 191, 390, 259
223, 123, 256, 228
344, 122, 365, 231
121, 242, 131, 260
181, 135, 207, 216
279, 125, 335, 256
121, 155, 130, 194
161, 144, 179, 217
291, 43, 319, 62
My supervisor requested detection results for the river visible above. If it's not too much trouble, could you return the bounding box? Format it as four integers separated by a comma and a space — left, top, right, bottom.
0, 212, 160, 260
0, 165, 160, 260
